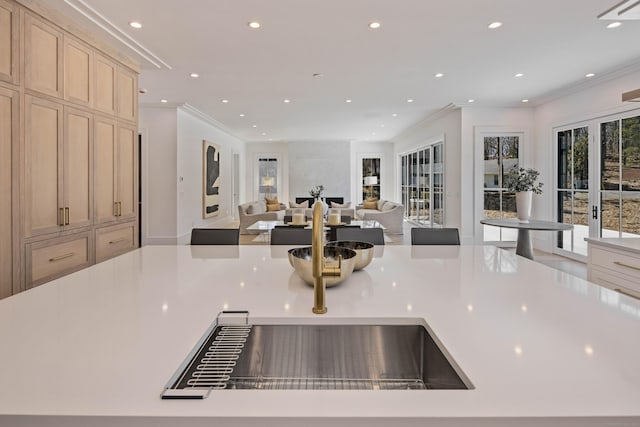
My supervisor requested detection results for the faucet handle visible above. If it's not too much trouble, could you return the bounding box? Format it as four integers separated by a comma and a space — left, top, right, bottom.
323, 255, 342, 277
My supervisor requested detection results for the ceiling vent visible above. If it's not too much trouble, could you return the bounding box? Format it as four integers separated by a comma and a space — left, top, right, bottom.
599, 0, 640, 20
622, 88, 640, 102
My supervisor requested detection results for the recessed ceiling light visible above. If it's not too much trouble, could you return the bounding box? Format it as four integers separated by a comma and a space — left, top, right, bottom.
160, 99, 168, 103
283, 99, 291, 103
407, 99, 414, 103
239, 113, 245, 117
345, 99, 352, 103
468, 99, 475, 103
514, 73, 524, 78
488, 22, 502, 29
252, 124, 257, 128
369, 21, 381, 29
585, 73, 595, 78
606, 21, 622, 29
435, 73, 444, 78
190, 73, 199, 78
261, 132, 267, 136
391, 113, 398, 117
248, 21, 261, 29
521, 99, 529, 103
222, 99, 229, 103
129, 21, 142, 29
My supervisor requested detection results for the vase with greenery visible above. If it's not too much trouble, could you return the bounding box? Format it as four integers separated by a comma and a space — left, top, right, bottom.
309, 185, 324, 200
503, 167, 543, 222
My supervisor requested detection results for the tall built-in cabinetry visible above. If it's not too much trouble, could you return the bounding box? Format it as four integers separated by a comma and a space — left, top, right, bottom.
0, 0, 139, 295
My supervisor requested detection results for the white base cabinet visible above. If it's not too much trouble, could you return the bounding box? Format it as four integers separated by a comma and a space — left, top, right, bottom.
587, 238, 640, 301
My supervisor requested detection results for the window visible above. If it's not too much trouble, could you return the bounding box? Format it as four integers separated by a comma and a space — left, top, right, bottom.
257, 157, 278, 200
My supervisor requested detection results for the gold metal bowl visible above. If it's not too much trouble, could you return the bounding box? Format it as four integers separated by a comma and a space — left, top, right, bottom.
288, 246, 357, 287
326, 240, 375, 271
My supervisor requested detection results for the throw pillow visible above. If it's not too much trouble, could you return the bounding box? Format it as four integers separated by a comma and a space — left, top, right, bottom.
290, 200, 309, 208
246, 202, 265, 215
376, 199, 386, 211
381, 202, 396, 211
266, 203, 281, 212
265, 196, 279, 205
330, 201, 351, 208
363, 200, 378, 209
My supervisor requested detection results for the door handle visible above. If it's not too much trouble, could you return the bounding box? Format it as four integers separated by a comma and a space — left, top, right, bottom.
59, 208, 65, 226
65, 207, 70, 225
118, 202, 122, 216
591, 205, 598, 220
114, 202, 119, 216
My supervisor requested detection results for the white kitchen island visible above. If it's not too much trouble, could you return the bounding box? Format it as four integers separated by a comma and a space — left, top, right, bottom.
1, 245, 639, 427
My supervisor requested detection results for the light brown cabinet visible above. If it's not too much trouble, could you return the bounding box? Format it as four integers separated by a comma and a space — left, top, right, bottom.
2, 1, 139, 296
117, 66, 137, 122
0, 0, 18, 85
64, 36, 93, 106
0, 86, 17, 298
24, 12, 62, 98
95, 221, 137, 263
24, 96, 92, 237
94, 119, 137, 224
94, 53, 116, 114
26, 231, 92, 287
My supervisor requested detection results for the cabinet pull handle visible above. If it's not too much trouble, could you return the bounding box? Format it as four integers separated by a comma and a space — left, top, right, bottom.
109, 238, 127, 244
49, 252, 75, 262
119, 202, 122, 216
59, 208, 65, 226
614, 288, 640, 301
613, 261, 640, 272
65, 207, 70, 225
114, 202, 119, 216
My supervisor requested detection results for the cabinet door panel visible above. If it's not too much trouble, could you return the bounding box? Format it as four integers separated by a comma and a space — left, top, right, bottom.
0, 87, 16, 298
25, 96, 63, 236
64, 108, 92, 228
117, 67, 137, 121
25, 14, 62, 97
0, 0, 17, 84
94, 117, 117, 223
64, 37, 92, 105
117, 125, 136, 219
28, 233, 90, 286
94, 54, 115, 113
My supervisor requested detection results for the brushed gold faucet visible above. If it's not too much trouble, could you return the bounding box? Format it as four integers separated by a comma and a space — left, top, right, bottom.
312, 201, 341, 314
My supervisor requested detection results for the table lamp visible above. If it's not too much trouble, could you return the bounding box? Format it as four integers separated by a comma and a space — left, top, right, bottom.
364, 176, 378, 199
261, 176, 275, 198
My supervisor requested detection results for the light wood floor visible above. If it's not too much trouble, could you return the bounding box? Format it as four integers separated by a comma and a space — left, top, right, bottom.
227, 219, 588, 280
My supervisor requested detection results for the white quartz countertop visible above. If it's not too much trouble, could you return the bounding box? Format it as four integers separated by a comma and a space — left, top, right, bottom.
585, 237, 640, 255
1, 245, 640, 427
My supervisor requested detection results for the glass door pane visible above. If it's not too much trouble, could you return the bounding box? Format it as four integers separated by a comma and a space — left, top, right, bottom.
482, 136, 519, 241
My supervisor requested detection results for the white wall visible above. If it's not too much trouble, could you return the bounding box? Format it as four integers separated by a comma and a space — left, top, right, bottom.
393, 108, 462, 231
139, 107, 178, 244
244, 142, 289, 203
140, 105, 245, 245
350, 141, 394, 204
176, 107, 246, 243
288, 141, 351, 203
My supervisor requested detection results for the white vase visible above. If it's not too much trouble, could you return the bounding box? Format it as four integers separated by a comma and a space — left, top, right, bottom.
515, 191, 532, 223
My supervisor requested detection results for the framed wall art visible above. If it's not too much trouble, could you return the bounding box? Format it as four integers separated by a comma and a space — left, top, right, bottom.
203, 140, 221, 218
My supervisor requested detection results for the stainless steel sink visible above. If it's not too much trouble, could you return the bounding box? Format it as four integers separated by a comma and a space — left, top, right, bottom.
162, 316, 472, 398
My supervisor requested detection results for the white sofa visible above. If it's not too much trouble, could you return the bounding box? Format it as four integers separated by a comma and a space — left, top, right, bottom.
355, 200, 405, 234
238, 201, 285, 234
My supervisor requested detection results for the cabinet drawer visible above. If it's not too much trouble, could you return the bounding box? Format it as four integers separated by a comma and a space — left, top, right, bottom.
29, 234, 90, 285
589, 266, 640, 298
589, 246, 640, 280
96, 223, 136, 262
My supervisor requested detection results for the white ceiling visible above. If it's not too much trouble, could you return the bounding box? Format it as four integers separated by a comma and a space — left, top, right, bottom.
47, 0, 640, 143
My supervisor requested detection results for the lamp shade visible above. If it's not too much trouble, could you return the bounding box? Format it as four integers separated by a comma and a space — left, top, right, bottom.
364, 176, 378, 186
261, 176, 275, 186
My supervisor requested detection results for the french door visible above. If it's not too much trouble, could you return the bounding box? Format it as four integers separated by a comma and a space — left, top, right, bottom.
555, 111, 640, 258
